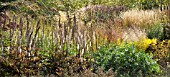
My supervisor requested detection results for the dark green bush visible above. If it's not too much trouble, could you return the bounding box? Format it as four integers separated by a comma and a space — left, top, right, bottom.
93, 43, 161, 76
147, 23, 164, 40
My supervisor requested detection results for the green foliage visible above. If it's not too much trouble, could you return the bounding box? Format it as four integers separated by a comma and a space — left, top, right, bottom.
112, 0, 169, 9
59, 0, 89, 12
1, 0, 170, 76
93, 43, 161, 76
91, 0, 114, 5
139, 0, 159, 9
147, 23, 165, 40
164, 23, 170, 39
92, 43, 115, 71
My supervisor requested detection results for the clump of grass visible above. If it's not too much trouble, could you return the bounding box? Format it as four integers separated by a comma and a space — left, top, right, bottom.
121, 9, 161, 28
147, 23, 164, 40
122, 27, 147, 42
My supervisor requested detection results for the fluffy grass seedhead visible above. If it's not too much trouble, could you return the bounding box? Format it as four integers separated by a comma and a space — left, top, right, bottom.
122, 27, 147, 42
121, 9, 161, 28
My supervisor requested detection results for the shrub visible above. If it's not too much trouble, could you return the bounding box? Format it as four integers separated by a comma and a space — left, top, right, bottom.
146, 40, 170, 67
147, 23, 164, 40
93, 43, 161, 76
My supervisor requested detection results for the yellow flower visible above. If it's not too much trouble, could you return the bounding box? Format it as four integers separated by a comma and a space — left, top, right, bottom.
151, 39, 157, 45
168, 40, 170, 47
160, 40, 165, 46
135, 38, 157, 51
117, 38, 124, 46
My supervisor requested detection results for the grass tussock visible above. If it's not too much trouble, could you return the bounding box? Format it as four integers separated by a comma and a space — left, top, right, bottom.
121, 9, 161, 28
122, 27, 147, 42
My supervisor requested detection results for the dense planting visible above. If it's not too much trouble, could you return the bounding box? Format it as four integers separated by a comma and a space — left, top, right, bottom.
0, 0, 170, 77
93, 43, 161, 76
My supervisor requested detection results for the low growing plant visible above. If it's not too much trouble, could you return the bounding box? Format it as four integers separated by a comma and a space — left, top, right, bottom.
147, 23, 164, 40
93, 43, 161, 76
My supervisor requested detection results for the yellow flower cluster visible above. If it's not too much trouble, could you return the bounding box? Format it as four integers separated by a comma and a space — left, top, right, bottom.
134, 38, 157, 51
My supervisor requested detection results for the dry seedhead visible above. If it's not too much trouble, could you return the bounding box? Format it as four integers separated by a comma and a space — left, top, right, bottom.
31, 20, 40, 50
77, 5, 127, 14
0, 12, 20, 31
122, 26, 147, 42
0, 11, 117, 76
121, 9, 161, 28
6, 22, 19, 30
76, 5, 127, 25
0, 12, 8, 31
